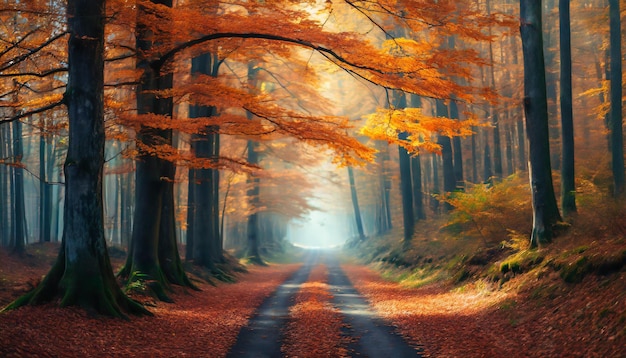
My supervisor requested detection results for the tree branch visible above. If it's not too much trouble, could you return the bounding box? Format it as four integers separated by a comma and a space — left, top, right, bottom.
0, 100, 65, 124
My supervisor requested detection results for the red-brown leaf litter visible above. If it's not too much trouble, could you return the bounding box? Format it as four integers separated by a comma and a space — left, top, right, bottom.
1, 244, 625, 357
343, 264, 626, 358
281, 264, 347, 357
0, 245, 301, 357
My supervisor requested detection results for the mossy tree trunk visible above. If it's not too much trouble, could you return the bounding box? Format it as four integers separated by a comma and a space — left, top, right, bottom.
118, 0, 196, 300
3, 0, 149, 318
189, 52, 224, 270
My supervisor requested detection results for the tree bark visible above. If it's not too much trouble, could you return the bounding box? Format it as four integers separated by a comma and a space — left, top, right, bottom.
520, 0, 562, 247
347, 166, 365, 241
11, 119, 25, 254
245, 138, 264, 265
608, 0, 624, 197
559, 0, 576, 216
450, 101, 464, 190
3, 0, 149, 318
119, 0, 195, 299
436, 100, 455, 212
39, 121, 52, 243
189, 52, 223, 269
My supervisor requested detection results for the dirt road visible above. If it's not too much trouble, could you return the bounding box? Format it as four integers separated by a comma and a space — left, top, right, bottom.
227, 249, 422, 357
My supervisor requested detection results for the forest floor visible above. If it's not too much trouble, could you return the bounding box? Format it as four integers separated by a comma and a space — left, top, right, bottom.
0, 242, 625, 357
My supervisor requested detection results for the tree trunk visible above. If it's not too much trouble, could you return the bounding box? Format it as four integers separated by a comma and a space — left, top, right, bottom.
559, 0, 576, 216
483, 141, 493, 184
436, 100, 455, 212
411, 154, 425, 220
347, 166, 365, 241
39, 121, 52, 243
159, 159, 195, 287
185, 168, 196, 261
398, 133, 414, 242
450, 101, 464, 190
0, 124, 7, 246
430, 154, 440, 214
3, 0, 149, 318
471, 125, 478, 183
409, 95, 426, 219
12, 120, 25, 254
608, 0, 624, 197
505, 124, 514, 176
520, 0, 562, 247
119, 0, 194, 299
543, 0, 561, 171
188, 52, 223, 269
245, 138, 264, 265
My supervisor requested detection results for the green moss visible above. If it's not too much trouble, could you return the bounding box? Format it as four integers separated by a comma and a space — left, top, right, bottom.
560, 256, 592, 283
499, 250, 544, 275
573, 245, 589, 254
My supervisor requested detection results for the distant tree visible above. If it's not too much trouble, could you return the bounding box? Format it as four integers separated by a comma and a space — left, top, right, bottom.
347, 166, 365, 241
394, 91, 414, 243
520, 0, 562, 247
608, 0, 624, 197
11, 119, 25, 255
559, 0, 576, 217
3, 0, 149, 318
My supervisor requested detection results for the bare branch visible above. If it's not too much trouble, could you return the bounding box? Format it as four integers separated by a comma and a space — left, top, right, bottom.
0, 100, 65, 124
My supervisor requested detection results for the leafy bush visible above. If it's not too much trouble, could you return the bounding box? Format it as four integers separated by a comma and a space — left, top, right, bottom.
443, 174, 532, 246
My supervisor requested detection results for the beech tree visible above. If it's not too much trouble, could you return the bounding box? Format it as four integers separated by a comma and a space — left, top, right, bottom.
608, 0, 624, 197
520, 0, 562, 247
3, 0, 149, 318
559, 0, 576, 216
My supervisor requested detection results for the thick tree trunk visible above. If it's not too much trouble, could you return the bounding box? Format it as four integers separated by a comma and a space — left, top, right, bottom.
188, 52, 223, 269
120, 0, 194, 298
3, 0, 149, 318
520, 1, 562, 247
559, 0, 576, 216
608, 0, 624, 197
159, 160, 195, 288
347, 166, 365, 241
191, 130, 219, 269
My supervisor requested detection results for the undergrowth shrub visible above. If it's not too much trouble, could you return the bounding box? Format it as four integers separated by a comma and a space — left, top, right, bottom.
443, 174, 532, 247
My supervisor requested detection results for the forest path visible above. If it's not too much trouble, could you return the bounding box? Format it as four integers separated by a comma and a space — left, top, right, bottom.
226, 249, 421, 357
